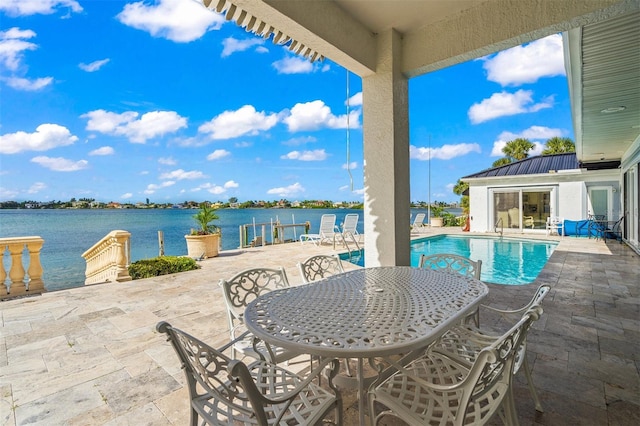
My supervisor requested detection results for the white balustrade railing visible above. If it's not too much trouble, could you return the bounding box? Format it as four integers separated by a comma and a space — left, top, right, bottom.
81, 230, 132, 285
1, 236, 45, 299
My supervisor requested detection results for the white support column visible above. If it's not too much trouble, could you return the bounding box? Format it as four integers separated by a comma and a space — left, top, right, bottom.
362, 29, 411, 267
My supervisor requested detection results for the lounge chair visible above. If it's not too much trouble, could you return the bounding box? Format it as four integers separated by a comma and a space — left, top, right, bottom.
340, 213, 361, 243
411, 213, 427, 232
299, 214, 338, 246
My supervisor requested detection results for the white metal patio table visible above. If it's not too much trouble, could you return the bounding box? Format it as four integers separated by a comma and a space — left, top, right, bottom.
243, 266, 488, 425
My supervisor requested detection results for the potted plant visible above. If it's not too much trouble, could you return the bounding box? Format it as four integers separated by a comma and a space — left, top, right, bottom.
429, 203, 445, 227
185, 203, 221, 259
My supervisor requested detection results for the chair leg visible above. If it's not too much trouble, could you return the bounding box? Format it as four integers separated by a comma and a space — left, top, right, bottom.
522, 356, 544, 412
503, 388, 520, 426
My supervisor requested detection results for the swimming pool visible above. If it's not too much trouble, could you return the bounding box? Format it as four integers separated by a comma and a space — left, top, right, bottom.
339, 235, 557, 285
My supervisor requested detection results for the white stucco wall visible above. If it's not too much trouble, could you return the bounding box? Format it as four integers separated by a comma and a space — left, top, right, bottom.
557, 181, 586, 220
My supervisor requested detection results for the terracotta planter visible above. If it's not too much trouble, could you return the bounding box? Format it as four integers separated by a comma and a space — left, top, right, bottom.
185, 233, 220, 259
430, 217, 444, 227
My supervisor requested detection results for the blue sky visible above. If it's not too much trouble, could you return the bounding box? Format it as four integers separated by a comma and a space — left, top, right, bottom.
0, 0, 573, 204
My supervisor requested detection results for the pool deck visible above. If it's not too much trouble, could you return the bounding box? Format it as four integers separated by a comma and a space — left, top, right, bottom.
1, 228, 639, 425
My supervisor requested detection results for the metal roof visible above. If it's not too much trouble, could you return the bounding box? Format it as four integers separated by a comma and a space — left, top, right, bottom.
462, 153, 580, 179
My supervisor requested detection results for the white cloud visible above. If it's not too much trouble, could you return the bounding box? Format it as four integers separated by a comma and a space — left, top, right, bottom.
199, 105, 278, 140
483, 34, 565, 86
282, 136, 317, 146
283, 100, 360, 132
199, 180, 238, 195
0, 27, 37, 70
347, 92, 362, 106
410, 143, 481, 161
490, 126, 567, 156
79, 58, 110, 72
0, 187, 19, 199
342, 162, 358, 170
158, 156, 176, 165
31, 156, 88, 172
468, 90, 553, 124
221, 37, 265, 57
116, 0, 224, 43
159, 169, 206, 180
121, 193, 133, 199
281, 149, 328, 161
267, 182, 305, 197
144, 180, 175, 194
27, 182, 47, 194
0, 124, 78, 154
89, 146, 114, 156
235, 141, 252, 148
206, 149, 231, 160
82, 109, 187, 143
4, 76, 53, 91
272, 56, 313, 74
0, 0, 82, 17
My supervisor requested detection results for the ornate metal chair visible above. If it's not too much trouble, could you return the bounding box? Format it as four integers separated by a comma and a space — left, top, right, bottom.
368, 308, 541, 426
219, 267, 299, 363
419, 253, 483, 326
156, 321, 342, 426
297, 254, 345, 284
432, 285, 551, 414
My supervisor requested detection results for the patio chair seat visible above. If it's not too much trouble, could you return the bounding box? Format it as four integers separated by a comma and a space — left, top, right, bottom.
219, 267, 302, 363
369, 308, 541, 426
432, 285, 551, 413
156, 321, 342, 426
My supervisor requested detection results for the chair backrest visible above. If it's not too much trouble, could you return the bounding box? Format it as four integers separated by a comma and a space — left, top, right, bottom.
419, 253, 482, 280
319, 214, 337, 236
341, 213, 359, 234
298, 254, 345, 283
156, 321, 259, 423
459, 308, 541, 424
412, 213, 426, 226
219, 267, 290, 328
508, 207, 520, 227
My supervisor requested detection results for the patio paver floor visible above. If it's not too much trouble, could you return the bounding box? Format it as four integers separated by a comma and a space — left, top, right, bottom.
1, 230, 639, 425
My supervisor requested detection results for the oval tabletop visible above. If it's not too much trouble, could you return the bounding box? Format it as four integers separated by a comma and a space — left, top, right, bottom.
243, 266, 488, 358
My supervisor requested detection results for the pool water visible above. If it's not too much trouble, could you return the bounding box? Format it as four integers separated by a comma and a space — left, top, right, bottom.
340, 235, 557, 285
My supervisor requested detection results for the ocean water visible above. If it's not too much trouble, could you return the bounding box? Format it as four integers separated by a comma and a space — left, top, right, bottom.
0, 208, 365, 291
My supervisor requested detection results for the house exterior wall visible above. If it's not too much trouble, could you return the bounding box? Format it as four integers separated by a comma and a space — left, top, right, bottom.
466, 169, 619, 233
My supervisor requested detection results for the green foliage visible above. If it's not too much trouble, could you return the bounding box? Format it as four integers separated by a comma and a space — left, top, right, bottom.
542, 137, 575, 155
452, 179, 468, 196
502, 138, 534, 161
192, 203, 220, 235
492, 157, 512, 167
442, 212, 461, 226
128, 256, 200, 280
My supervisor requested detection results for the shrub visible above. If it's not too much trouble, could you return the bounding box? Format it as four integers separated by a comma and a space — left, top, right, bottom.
128, 256, 200, 280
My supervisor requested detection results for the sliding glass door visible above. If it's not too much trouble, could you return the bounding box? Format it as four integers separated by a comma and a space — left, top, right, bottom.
492, 187, 553, 231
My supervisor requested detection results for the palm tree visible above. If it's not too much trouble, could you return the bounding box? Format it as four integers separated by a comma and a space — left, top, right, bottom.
492, 157, 512, 167
542, 137, 575, 155
502, 138, 534, 161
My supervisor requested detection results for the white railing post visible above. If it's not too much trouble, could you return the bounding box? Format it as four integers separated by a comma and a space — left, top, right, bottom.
0, 236, 45, 299
82, 230, 132, 285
